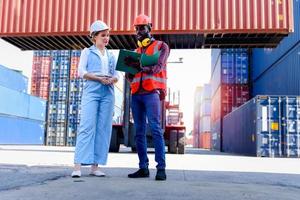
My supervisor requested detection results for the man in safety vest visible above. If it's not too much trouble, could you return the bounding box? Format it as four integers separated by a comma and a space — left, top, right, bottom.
125, 14, 169, 181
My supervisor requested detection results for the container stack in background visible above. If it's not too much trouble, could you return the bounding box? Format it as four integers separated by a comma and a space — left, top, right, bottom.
193, 86, 203, 148
31, 50, 124, 146
31, 51, 51, 100
210, 49, 250, 151
67, 50, 83, 146
198, 84, 211, 149
222, 0, 300, 157
46, 50, 71, 146
0, 64, 46, 145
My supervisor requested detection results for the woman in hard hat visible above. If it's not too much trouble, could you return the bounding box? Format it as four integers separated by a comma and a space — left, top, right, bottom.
71, 20, 119, 178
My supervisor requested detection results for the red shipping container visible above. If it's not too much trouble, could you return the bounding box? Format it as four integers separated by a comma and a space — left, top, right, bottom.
0, 0, 293, 49
211, 84, 249, 122
0, 0, 293, 35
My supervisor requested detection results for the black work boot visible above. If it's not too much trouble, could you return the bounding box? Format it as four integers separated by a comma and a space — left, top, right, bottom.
128, 168, 150, 178
155, 169, 166, 181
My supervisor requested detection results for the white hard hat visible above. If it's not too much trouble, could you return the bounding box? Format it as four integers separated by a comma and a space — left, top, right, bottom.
90, 20, 110, 35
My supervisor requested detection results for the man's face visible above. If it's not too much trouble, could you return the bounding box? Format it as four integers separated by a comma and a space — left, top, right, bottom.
135, 25, 151, 41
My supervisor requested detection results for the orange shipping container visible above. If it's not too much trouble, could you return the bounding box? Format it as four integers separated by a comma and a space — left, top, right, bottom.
0, 0, 294, 49
199, 132, 211, 149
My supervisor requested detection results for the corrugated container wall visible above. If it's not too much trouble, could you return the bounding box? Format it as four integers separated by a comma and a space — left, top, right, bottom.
223, 95, 300, 157
0, 114, 44, 145
33, 50, 124, 146
0, 0, 293, 36
31, 51, 51, 100
210, 48, 250, 151
0, 64, 28, 92
211, 49, 249, 97
67, 50, 83, 146
252, 44, 300, 95
199, 84, 211, 134
0, 64, 46, 145
193, 86, 202, 148
193, 84, 212, 149
0, 85, 46, 121
200, 84, 211, 116
47, 50, 71, 146
199, 132, 211, 149
251, 0, 300, 81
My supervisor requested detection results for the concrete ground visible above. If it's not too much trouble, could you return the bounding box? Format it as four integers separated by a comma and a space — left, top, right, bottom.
0, 145, 300, 200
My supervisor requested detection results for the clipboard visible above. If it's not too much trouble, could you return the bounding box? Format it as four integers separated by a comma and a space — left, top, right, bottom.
116, 49, 142, 75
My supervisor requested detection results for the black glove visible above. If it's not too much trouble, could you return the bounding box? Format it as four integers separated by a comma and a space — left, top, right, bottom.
158, 89, 166, 100
124, 56, 142, 70
125, 72, 134, 82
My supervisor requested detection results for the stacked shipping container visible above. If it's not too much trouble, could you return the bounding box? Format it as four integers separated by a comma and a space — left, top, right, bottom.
210, 49, 250, 151
31, 51, 51, 100
46, 50, 71, 146
223, 95, 300, 157
193, 86, 202, 147
251, 0, 300, 96
67, 50, 83, 146
0, 65, 46, 144
0, 64, 28, 92
199, 84, 211, 149
0, 0, 294, 50
32, 50, 124, 146
193, 84, 212, 149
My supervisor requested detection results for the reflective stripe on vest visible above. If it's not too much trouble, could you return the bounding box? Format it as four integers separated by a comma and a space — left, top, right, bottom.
132, 75, 166, 84
130, 40, 167, 94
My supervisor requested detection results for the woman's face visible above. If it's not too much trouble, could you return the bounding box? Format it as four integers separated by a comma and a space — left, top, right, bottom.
94, 29, 110, 47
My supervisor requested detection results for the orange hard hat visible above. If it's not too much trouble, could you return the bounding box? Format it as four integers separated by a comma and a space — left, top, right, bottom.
133, 14, 151, 26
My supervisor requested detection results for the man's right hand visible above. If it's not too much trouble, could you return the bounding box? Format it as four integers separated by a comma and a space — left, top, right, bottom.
124, 56, 142, 70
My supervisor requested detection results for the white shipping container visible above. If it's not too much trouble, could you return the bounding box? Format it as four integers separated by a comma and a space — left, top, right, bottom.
200, 99, 211, 117
200, 116, 211, 133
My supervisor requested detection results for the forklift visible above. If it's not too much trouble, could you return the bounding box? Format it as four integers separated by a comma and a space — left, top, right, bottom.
109, 79, 186, 154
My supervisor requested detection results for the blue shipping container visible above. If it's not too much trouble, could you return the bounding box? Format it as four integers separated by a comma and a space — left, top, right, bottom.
0, 85, 46, 121
0, 85, 29, 118
281, 97, 300, 157
252, 43, 300, 96
200, 99, 211, 117
0, 64, 28, 92
211, 49, 221, 75
28, 96, 47, 121
201, 84, 211, 100
223, 96, 300, 157
0, 114, 45, 145
251, 0, 300, 81
211, 49, 249, 96
211, 119, 222, 151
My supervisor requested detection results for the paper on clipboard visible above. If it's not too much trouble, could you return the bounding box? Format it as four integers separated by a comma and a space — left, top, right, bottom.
116, 49, 142, 75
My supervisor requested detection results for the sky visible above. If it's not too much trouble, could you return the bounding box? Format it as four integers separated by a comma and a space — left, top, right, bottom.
0, 39, 211, 133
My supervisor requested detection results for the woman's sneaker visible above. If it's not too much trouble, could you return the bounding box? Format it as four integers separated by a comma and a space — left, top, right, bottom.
71, 170, 81, 178
90, 170, 106, 177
